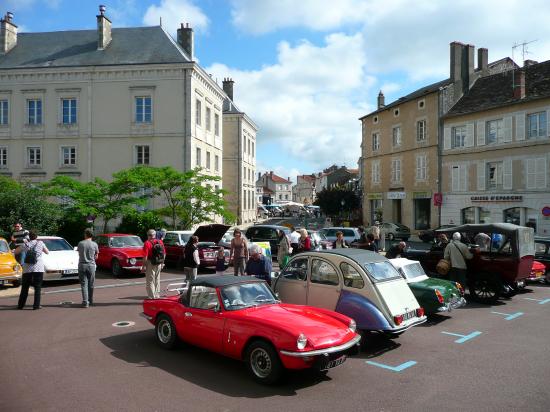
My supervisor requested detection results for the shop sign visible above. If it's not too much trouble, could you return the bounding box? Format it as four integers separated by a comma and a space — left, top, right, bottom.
470, 195, 523, 202
367, 193, 383, 200
413, 191, 432, 199
387, 191, 406, 200
433, 193, 443, 206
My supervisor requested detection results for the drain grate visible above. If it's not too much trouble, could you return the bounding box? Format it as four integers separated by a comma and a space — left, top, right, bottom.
60, 301, 73, 306
112, 321, 135, 328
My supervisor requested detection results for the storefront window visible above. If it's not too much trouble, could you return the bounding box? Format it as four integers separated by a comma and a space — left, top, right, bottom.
414, 199, 430, 230
503, 208, 520, 225
479, 208, 491, 223
526, 208, 538, 232
461, 207, 475, 224
370, 199, 383, 225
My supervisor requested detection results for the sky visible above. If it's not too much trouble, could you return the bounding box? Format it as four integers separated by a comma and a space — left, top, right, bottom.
5, 0, 550, 183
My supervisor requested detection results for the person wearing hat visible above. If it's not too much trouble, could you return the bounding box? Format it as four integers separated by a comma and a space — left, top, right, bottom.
370, 221, 381, 250
444, 232, 474, 286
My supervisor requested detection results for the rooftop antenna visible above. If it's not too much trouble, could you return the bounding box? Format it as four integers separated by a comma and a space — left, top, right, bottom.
511, 40, 537, 91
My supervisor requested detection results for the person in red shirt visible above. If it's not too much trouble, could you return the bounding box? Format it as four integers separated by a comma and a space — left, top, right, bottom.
141, 229, 166, 299
296, 229, 312, 253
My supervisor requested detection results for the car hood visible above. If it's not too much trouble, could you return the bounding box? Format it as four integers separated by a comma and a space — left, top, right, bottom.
43, 250, 79, 270
407, 277, 459, 295
193, 224, 231, 244
108, 248, 145, 258
0, 252, 17, 266
240, 303, 354, 347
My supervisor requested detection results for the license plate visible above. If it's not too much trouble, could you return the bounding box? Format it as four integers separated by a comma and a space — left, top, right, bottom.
322, 355, 347, 370
62, 269, 78, 277
402, 310, 417, 321
204, 253, 214, 258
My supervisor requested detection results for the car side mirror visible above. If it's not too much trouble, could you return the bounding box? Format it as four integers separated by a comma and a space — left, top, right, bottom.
74, 246, 78, 251
208, 301, 220, 312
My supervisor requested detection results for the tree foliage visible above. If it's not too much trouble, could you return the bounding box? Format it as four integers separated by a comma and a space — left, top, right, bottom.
116, 210, 167, 240
314, 188, 360, 217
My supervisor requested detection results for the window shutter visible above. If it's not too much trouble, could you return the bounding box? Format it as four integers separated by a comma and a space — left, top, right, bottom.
503, 116, 513, 142
477, 120, 485, 145
460, 165, 468, 191
526, 159, 536, 189
466, 123, 475, 147
535, 157, 547, 188
477, 161, 486, 190
451, 166, 459, 192
444, 127, 451, 150
515, 113, 525, 141
503, 158, 513, 189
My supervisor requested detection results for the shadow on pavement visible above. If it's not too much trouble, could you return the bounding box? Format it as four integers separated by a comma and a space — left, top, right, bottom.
355, 332, 400, 359
419, 313, 452, 326
100, 329, 332, 397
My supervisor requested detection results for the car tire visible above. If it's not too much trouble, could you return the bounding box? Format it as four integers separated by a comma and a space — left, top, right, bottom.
155, 314, 178, 349
12, 280, 21, 288
388, 233, 394, 241
468, 275, 500, 304
245, 340, 283, 385
500, 281, 518, 299
111, 259, 122, 277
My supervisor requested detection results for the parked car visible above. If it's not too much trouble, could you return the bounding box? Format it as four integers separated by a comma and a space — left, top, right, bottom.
403, 223, 535, 303
273, 249, 426, 337
527, 260, 546, 284
318, 227, 362, 244
380, 222, 411, 241
264, 205, 283, 217
245, 225, 291, 258
141, 275, 361, 384
164, 224, 230, 269
0, 237, 22, 287
38, 236, 79, 281
218, 230, 248, 249
95, 234, 145, 277
534, 236, 550, 284
310, 231, 333, 251
389, 258, 466, 315
418, 225, 455, 243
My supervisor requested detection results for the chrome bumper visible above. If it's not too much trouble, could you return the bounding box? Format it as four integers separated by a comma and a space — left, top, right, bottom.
387, 316, 427, 334
0, 273, 22, 281
438, 297, 467, 312
280, 334, 361, 357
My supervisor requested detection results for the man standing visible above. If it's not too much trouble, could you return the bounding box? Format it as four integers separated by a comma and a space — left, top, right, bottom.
245, 245, 273, 285
385, 241, 407, 259
142, 229, 165, 299
11, 222, 29, 264
289, 228, 301, 255
444, 232, 473, 286
370, 221, 381, 250
77, 229, 99, 308
183, 236, 200, 281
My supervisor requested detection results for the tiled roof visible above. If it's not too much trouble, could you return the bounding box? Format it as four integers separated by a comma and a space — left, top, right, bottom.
0, 26, 190, 69
446, 60, 550, 117
270, 174, 291, 183
298, 174, 315, 182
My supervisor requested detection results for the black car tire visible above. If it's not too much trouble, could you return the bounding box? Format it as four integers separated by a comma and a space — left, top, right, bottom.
500, 281, 518, 299
12, 279, 21, 288
468, 275, 500, 304
155, 314, 178, 349
111, 259, 122, 277
245, 340, 283, 385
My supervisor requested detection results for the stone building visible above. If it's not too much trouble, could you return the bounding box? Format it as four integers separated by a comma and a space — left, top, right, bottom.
257, 171, 292, 203
292, 174, 316, 204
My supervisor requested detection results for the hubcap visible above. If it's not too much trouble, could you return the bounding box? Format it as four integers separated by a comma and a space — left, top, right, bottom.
474, 280, 496, 299
250, 348, 272, 378
157, 319, 172, 344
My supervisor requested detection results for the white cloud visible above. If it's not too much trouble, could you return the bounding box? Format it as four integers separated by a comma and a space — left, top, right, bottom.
143, 0, 209, 33
207, 33, 373, 173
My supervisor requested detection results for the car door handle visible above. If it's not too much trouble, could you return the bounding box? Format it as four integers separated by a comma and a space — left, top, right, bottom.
185, 312, 192, 317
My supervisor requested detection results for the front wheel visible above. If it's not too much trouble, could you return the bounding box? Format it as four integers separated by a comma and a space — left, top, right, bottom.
245, 340, 283, 385
111, 259, 122, 277
468, 276, 500, 304
155, 314, 178, 349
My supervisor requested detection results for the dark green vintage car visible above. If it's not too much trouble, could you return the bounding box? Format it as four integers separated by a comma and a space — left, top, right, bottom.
390, 258, 466, 315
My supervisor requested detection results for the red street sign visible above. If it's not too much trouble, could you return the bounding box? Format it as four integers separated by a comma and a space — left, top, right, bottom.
433, 193, 443, 207
542, 206, 550, 217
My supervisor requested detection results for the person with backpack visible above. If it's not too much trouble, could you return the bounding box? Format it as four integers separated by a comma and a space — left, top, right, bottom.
15, 230, 49, 310
142, 229, 166, 299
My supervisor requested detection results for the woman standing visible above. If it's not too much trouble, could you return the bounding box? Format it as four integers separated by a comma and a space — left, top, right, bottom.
183, 236, 200, 281
296, 229, 312, 254
277, 230, 290, 268
16, 230, 49, 310
230, 229, 249, 276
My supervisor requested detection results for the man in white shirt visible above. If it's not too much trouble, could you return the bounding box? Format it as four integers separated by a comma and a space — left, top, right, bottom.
289, 229, 301, 255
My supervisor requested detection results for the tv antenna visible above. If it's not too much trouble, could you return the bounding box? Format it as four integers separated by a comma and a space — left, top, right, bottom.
512, 39, 537, 64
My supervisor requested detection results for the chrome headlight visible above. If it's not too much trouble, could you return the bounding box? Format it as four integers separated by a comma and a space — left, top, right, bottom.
13, 264, 22, 273
349, 319, 357, 333
129, 258, 137, 265
297, 333, 307, 350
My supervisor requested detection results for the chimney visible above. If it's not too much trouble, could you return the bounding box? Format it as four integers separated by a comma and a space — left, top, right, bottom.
466, 44, 475, 79
450, 41, 475, 93
377, 90, 385, 109
222, 78, 234, 101
450, 41, 464, 83
0, 11, 17, 54
96, 5, 112, 50
177, 23, 194, 60
477, 47, 488, 71
513, 69, 526, 99
524, 59, 538, 67
258, 172, 261, 180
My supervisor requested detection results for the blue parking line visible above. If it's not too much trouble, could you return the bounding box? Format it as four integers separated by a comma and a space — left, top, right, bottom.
366, 360, 417, 372
524, 298, 550, 305
441, 331, 482, 344
491, 311, 524, 320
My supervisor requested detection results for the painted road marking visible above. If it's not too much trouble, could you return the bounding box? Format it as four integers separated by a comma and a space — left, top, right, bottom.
441, 331, 482, 344
366, 360, 417, 372
491, 311, 524, 320
43, 277, 185, 295
524, 298, 550, 305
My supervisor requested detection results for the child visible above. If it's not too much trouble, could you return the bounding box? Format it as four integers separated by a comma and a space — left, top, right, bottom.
216, 247, 226, 276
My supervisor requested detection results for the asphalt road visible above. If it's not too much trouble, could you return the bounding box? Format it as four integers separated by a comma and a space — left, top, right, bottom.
1, 267, 549, 412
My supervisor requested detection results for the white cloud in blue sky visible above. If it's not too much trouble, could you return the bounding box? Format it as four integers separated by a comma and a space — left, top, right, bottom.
143, 0, 209, 34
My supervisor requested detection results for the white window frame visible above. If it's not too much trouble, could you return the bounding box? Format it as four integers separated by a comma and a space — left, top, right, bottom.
61, 98, 78, 125
371, 161, 380, 184
486, 161, 503, 190
0, 99, 8, 125
486, 119, 503, 144
195, 99, 202, 126
452, 125, 467, 148
60, 146, 77, 167
135, 96, 152, 124
416, 120, 426, 141
416, 155, 427, 181
391, 158, 401, 183
134, 145, 150, 165
527, 111, 547, 139
392, 126, 402, 147
0, 146, 7, 168
27, 99, 42, 125
205, 107, 211, 131
372, 132, 380, 151
214, 113, 220, 136
26, 146, 42, 168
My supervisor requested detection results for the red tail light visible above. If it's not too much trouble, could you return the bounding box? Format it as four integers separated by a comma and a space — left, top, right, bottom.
455, 282, 465, 296
393, 314, 404, 325
434, 289, 445, 304
416, 307, 425, 317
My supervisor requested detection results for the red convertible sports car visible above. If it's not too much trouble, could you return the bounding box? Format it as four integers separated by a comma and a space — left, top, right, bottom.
141, 276, 361, 384
95, 234, 145, 276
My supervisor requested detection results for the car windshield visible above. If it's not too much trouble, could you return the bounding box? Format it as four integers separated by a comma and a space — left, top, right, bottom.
0, 240, 9, 253
109, 236, 143, 248
180, 234, 191, 244
400, 262, 426, 280
364, 261, 402, 282
41, 238, 73, 251
220, 282, 279, 310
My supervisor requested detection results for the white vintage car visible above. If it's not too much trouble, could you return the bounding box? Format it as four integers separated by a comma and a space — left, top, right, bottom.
273, 249, 426, 336
38, 236, 80, 281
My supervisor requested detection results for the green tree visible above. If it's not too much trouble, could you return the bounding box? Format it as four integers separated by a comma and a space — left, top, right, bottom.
314, 188, 360, 217
116, 210, 167, 240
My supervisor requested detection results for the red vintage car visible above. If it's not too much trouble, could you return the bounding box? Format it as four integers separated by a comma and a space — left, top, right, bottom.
95, 234, 145, 276
163, 224, 230, 269
141, 276, 361, 384
527, 260, 546, 283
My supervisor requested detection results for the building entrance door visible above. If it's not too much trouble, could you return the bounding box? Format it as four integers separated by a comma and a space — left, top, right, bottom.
392, 199, 402, 223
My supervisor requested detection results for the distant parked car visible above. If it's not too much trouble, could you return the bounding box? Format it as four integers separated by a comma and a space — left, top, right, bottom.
380, 222, 410, 241
309, 231, 333, 251
527, 260, 546, 284
418, 225, 455, 243
245, 225, 291, 258
318, 227, 362, 244
38, 236, 79, 281
534, 236, 550, 284
95, 234, 145, 277
0, 237, 22, 287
